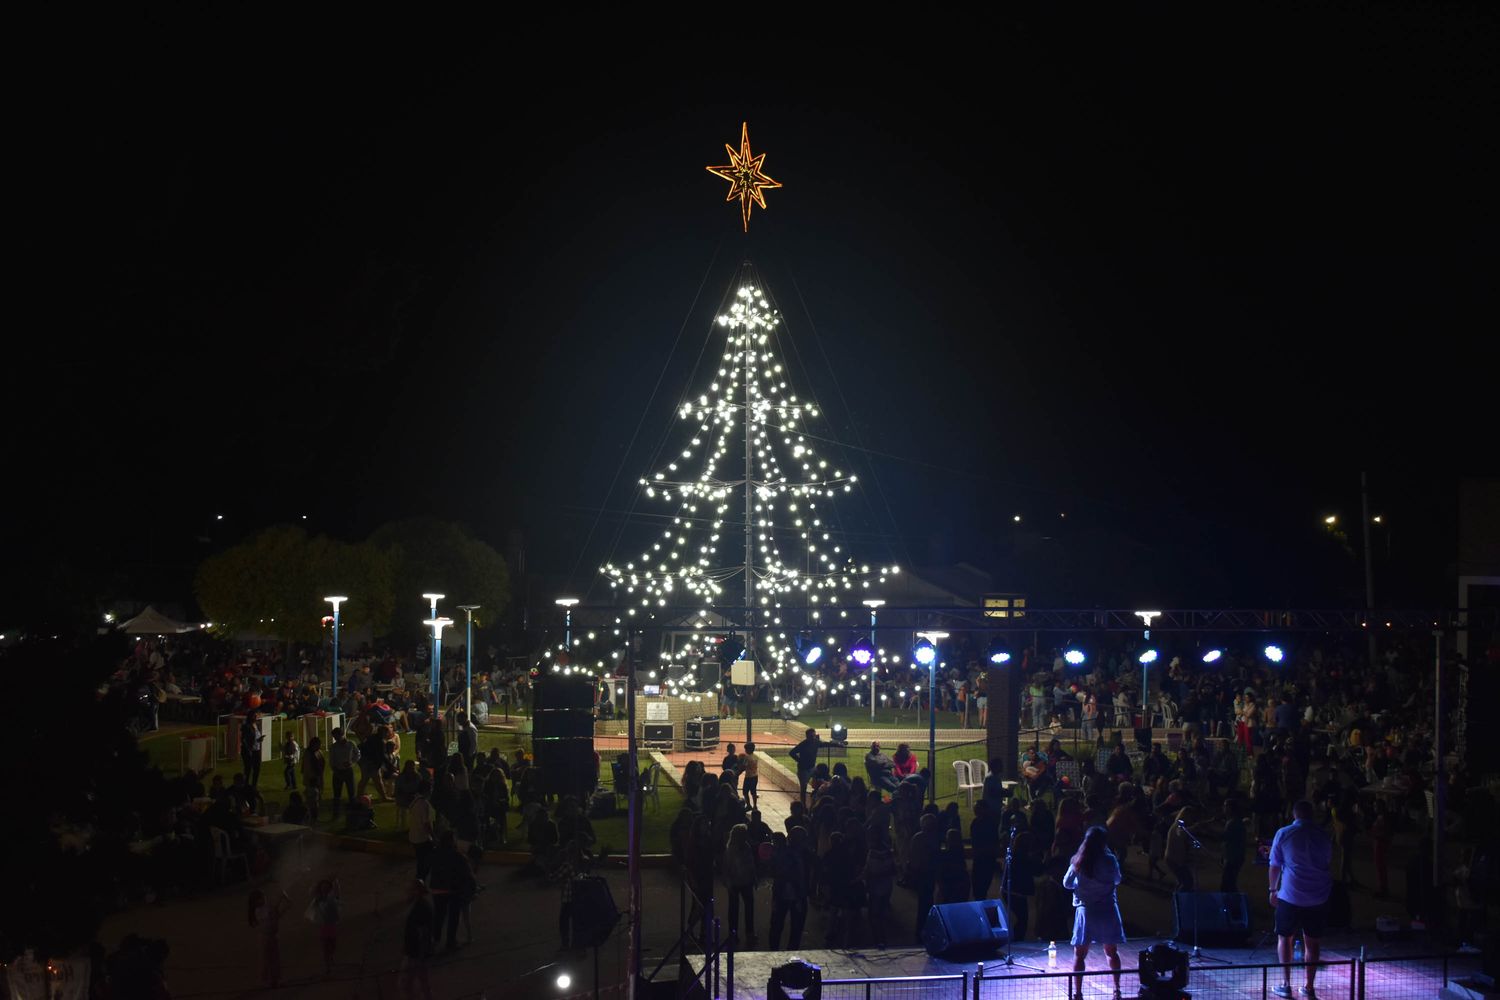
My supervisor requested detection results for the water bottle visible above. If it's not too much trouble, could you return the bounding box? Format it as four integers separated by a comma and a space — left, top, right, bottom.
1048, 941, 1058, 967
1294, 938, 1303, 962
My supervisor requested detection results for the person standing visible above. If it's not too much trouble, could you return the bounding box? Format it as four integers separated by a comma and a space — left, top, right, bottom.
908, 813, 941, 943
398, 881, 435, 1000
307, 879, 341, 977
301, 736, 326, 824
409, 781, 436, 881
722, 823, 759, 949
769, 827, 811, 950
720, 743, 743, 793
240, 712, 264, 791
970, 801, 1001, 900
328, 727, 360, 819
1268, 800, 1334, 999
863, 827, 898, 948
741, 742, 760, 809
457, 712, 479, 770
1063, 826, 1125, 1000
1221, 799, 1247, 893
789, 728, 821, 805
247, 888, 290, 989
281, 732, 300, 791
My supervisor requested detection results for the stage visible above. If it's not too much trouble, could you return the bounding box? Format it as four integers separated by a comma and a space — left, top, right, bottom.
690, 935, 1481, 999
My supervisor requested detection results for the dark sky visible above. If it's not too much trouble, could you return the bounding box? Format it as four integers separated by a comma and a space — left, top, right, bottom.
8, 8, 1496, 627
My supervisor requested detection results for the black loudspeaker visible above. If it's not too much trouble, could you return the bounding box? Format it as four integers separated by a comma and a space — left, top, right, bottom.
567, 875, 620, 947
922, 900, 1011, 957
535, 676, 594, 711
1171, 891, 1250, 944
534, 740, 597, 799
533, 710, 594, 739
1134, 727, 1153, 750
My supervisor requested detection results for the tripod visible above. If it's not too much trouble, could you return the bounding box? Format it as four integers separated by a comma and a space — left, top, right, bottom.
999, 826, 1045, 971
1179, 822, 1232, 965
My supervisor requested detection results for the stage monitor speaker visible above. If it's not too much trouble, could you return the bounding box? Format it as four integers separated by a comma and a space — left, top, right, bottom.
1171, 891, 1250, 945
922, 900, 1010, 957
567, 875, 620, 947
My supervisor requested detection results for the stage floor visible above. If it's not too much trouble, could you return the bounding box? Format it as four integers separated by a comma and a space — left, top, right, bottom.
693, 935, 1478, 999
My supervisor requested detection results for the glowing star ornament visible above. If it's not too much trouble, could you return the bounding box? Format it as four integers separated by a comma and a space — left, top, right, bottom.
706, 122, 782, 232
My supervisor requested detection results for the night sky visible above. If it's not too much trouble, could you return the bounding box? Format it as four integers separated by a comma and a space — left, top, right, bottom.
9, 9, 1495, 629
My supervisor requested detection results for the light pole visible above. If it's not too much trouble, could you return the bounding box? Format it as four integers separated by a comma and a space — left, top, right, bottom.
457, 605, 480, 718
424, 617, 454, 712
1135, 611, 1161, 720
555, 597, 579, 647
422, 593, 444, 703
915, 630, 949, 804
324, 596, 347, 700
863, 600, 885, 723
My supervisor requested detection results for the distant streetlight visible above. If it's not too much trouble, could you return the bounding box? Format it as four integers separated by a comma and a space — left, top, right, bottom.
862, 600, 885, 723
1135, 611, 1161, 715
424, 617, 455, 710
1372, 515, 1383, 524
1324, 515, 1338, 525
916, 630, 949, 803
457, 605, 480, 717
556, 597, 580, 646
324, 596, 348, 698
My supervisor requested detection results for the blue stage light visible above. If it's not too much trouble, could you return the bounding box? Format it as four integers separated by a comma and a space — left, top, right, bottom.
1201, 649, 1223, 664
1138, 648, 1159, 665
913, 639, 937, 666
1263, 644, 1285, 663
848, 639, 874, 667
1064, 649, 1086, 666
987, 638, 1012, 665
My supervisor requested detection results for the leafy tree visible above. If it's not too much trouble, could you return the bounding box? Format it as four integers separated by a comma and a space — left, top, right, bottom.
194, 525, 394, 642
368, 517, 511, 643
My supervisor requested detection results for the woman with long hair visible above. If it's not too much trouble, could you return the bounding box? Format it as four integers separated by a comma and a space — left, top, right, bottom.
1062, 826, 1125, 1000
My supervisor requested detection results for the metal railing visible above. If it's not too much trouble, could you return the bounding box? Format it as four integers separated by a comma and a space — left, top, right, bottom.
820, 973, 969, 1000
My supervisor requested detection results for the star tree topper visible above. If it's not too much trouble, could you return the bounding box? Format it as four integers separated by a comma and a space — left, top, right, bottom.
706, 122, 782, 232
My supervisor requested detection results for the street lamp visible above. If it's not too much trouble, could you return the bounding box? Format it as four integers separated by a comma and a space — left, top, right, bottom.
863, 600, 885, 723
424, 617, 454, 711
1135, 611, 1161, 718
324, 596, 348, 700
556, 597, 579, 647
915, 630, 949, 804
457, 605, 480, 718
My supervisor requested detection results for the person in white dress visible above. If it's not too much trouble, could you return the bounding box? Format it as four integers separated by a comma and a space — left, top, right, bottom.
1062, 825, 1126, 1000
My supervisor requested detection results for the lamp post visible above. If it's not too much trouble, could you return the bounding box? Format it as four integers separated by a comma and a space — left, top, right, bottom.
422, 593, 444, 704
916, 630, 949, 804
324, 596, 347, 700
457, 605, 480, 718
555, 597, 579, 647
863, 600, 885, 723
424, 617, 454, 712
1135, 611, 1160, 720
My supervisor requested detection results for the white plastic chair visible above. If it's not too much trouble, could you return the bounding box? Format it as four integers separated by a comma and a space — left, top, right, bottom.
210, 827, 249, 884
969, 759, 989, 788
953, 760, 982, 807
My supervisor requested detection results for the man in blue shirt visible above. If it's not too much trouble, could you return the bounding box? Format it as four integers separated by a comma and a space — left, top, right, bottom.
1268, 800, 1334, 998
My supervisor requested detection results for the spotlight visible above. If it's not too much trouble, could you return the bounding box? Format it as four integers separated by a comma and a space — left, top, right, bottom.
987, 637, 1012, 665
796, 634, 824, 666
1063, 647, 1087, 666
848, 638, 874, 667
1201, 648, 1223, 664
1138, 648, 1159, 665
555, 972, 572, 990
913, 638, 937, 666
1263, 644, 1285, 664
830, 722, 847, 745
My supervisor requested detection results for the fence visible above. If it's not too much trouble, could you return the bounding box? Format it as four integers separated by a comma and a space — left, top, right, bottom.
701, 952, 1480, 1000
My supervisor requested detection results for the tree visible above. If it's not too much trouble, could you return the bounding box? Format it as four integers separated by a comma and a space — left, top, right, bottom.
367, 518, 511, 643
194, 525, 394, 643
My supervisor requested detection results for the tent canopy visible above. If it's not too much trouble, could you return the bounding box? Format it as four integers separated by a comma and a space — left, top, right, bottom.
119, 605, 194, 635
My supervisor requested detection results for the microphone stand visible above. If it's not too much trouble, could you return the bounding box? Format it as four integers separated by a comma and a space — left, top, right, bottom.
1179, 819, 1231, 965
1000, 825, 1044, 971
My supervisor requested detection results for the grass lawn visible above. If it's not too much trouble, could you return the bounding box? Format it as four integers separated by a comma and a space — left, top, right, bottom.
138, 725, 684, 854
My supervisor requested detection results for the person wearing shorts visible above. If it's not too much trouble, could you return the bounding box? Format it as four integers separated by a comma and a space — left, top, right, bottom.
741, 742, 760, 807
1269, 800, 1333, 999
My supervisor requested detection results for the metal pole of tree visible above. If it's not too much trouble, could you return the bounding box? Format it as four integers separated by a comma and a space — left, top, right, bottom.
917, 631, 947, 805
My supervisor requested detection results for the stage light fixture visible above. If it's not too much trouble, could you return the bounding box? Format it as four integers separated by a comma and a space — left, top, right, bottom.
848, 638, 874, 667
1138, 648, 1159, 665
830, 722, 847, 745
1064, 646, 1087, 666
987, 637, 1012, 665
1201, 648, 1223, 664
912, 638, 937, 666
1263, 644, 1285, 663
718, 634, 746, 666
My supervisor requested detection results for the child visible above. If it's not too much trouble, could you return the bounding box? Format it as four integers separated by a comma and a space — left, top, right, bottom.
742, 742, 760, 808
283, 732, 301, 790
307, 878, 341, 975
248, 888, 290, 987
